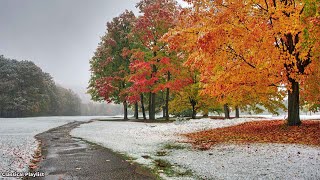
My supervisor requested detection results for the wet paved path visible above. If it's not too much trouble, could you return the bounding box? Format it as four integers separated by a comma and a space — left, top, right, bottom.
31, 121, 155, 180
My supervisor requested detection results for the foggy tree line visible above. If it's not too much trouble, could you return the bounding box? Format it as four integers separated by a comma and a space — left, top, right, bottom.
80, 102, 126, 116
0, 55, 81, 117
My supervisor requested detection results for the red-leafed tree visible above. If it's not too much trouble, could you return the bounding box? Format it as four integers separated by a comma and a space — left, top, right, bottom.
88, 10, 136, 120
127, 50, 155, 119
128, 0, 181, 120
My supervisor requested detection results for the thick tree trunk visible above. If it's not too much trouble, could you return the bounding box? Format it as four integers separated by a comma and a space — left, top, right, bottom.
140, 94, 146, 120
287, 80, 301, 126
235, 106, 240, 118
134, 102, 139, 119
192, 104, 196, 119
149, 93, 156, 120
148, 92, 156, 120
165, 89, 169, 120
123, 101, 128, 120
189, 98, 197, 119
148, 62, 157, 120
224, 104, 230, 119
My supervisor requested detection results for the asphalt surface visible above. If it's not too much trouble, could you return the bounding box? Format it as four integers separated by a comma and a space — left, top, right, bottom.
30, 121, 156, 180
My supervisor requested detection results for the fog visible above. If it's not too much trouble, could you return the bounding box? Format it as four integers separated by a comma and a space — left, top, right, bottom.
0, 0, 140, 102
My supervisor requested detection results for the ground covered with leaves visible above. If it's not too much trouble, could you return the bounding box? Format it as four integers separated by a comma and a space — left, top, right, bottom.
184, 120, 320, 149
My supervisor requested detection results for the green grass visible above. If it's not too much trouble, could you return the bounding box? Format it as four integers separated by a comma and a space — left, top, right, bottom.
163, 143, 186, 150
156, 150, 168, 156
153, 159, 193, 178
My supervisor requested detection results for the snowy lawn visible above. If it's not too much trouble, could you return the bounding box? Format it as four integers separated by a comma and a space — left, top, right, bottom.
0, 116, 109, 173
70, 116, 320, 179
71, 118, 270, 163
162, 143, 320, 179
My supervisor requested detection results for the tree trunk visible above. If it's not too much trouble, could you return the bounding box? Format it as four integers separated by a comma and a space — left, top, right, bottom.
141, 94, 146, 120
162, 106, 166, 118
224, 104, 230, 119
165, 89, 169, 120
148, 61, 157, 120
148, 92, 156, 120
189, 98, 197, 119
192, 104, 196, 119
148, 92, 152, 120
287, 80, 301, 126
134, 102, 139, 119
123, 101, 128, 120
149, 92, 156, 120
235, 106, 240, 118
165, 72, 170, 120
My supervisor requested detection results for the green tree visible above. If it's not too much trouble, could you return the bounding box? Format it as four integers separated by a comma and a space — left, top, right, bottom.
88, 10, 136, 120
0, 55, 81, 117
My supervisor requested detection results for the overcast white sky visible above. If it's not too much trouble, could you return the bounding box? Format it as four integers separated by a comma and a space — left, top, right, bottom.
0, 0, 187, 102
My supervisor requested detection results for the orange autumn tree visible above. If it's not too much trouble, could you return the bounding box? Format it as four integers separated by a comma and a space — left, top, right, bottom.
164, 0, 285, 118
165, 0, 320, 126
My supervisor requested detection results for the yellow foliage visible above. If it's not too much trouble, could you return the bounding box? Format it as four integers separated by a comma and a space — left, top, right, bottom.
164, 0, 320, 110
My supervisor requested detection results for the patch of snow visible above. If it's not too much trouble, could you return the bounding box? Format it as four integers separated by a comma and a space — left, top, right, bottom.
162, 144, 320, 180
71, 117, 320, 179
0, 116, 109, 173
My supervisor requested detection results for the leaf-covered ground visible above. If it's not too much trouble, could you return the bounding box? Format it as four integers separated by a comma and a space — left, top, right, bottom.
184, 120, 320, 149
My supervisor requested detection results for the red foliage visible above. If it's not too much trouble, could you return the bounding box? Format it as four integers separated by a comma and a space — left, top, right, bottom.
184, 120, 320, 150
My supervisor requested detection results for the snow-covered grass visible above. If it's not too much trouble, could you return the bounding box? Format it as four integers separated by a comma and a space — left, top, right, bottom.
0, 116, 110, 173
162, 143, 320, 179
71, 117, 320, 179
71, 118, 267, 164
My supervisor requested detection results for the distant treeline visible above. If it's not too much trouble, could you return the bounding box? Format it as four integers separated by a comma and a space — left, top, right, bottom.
0, 55, 81, 117
80, 102, 126, 116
